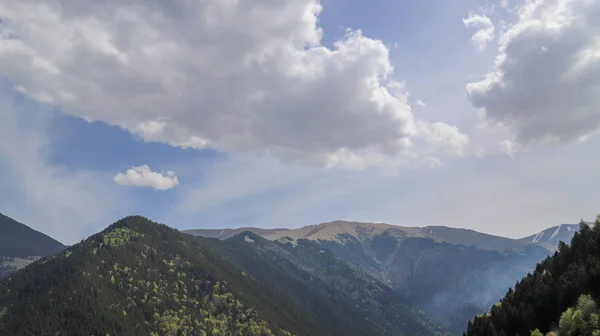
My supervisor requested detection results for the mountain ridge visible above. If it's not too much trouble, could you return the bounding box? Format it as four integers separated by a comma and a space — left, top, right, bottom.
517, 222, 593, 250
0, 215, 442, 336
0, 213, 585, 335
185, 220, 583, 252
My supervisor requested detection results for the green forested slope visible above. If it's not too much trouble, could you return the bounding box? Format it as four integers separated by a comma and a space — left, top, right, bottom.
0, 216, 291, 336
0, 216, 441, 336
465, 218, 600, 336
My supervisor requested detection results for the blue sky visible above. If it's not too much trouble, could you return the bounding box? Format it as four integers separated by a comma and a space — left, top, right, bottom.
1, 0, 599, 244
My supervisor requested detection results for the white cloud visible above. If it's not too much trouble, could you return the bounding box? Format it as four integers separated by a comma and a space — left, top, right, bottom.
0, 0, 467, 168
500, 139, 519, 157
500, 0, 510, 9
419, 122, 471, 156
463, 13, 495, 50
467, 0, 600, 145
0, 95, 118, 244
114, 165, 179, 190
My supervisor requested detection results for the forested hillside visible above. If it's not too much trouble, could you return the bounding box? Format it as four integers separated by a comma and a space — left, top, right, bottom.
0, 216, 442, 336
465, 217, 600, 336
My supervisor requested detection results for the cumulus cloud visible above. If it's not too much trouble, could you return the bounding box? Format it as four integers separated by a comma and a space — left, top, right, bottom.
419, 122, 471, 156
500, 140, 519, 157
114, 165, 179, 190
463, 13, 495, 50
467, 0, 600, 145
0, 0, 467, 168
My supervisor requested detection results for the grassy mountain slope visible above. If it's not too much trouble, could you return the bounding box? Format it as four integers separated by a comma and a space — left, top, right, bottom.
465, 219, 600, 336
0, 216, 440, 336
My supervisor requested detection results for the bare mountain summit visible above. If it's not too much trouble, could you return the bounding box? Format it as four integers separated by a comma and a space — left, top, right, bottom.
185, 220, 582, 334
186, 220, 538, 252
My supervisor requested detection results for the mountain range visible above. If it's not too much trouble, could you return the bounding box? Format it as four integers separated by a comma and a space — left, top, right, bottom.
186, 221, 584, 334
0, 216, 445, 336
0, 213, 585, 335
184, 221, 585, 253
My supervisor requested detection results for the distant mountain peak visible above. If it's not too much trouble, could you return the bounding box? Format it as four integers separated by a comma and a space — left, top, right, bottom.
0, 213, 65, 258
0, 213, 67, 278
519, 222, 592, 250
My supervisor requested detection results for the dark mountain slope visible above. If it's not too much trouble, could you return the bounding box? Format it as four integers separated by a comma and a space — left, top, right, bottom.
187, 221, 564, 335
0, 213, 65, 257
465, 218, 600, 336
198, 232, 445, 336
314, 234, 549, 334
0, 216, 440, 336
0, 213, 66, 278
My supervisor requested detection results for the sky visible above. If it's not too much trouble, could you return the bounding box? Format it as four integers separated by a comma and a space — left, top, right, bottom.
1, 0, 599, 244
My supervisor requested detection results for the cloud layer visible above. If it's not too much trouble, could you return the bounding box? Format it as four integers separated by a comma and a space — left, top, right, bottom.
0, 0, 467, 167
114, 165, 179, 190
463, 13, 495, 50
468, 0, 600, 145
